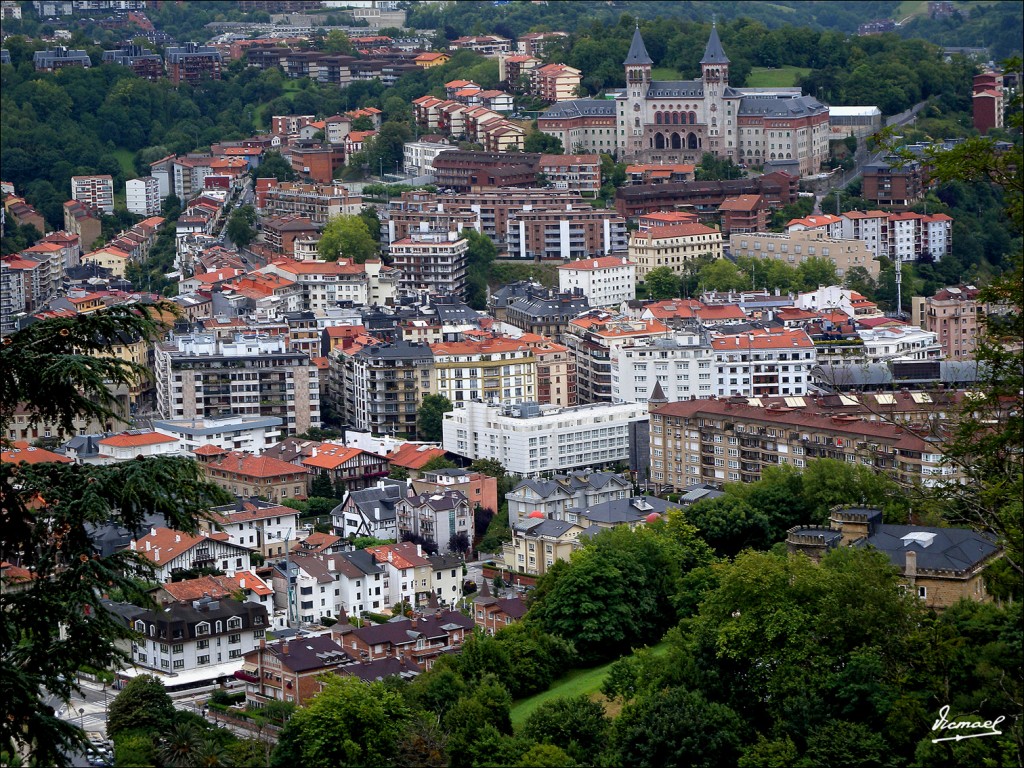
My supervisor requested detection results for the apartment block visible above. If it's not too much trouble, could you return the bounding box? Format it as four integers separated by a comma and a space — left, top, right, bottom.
611, 331, 714, 404
388, 231, 468, 298
861, 157, 924, 208
972, 70, 1004, 135
538, 153, 600, 195
429, 336, 538, 407
557, 256, 636, 308
911, 285, 984, 360
396, 490, 472, 552
341, 341, 433, 438
532, 63, 582, 102
256, 180, 362, 226
155, 333, 321, 436
102, 44, 163, 80
710, 327, 816, 398
730, 230, 879, 279
521, 336, 576, 407
165, 42, 222, 85
126, 176, 162, 217
33, 46, 90, 71
71, 175, 114, 215
629, 222, 723, 281
443, 400, 649, 476
564, 313, 672, 404
649, 398, 953, 491
506, 205, 628, 261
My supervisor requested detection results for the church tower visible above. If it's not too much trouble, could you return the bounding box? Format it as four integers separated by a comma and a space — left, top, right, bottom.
622, 24, 653, 159
700, 21, 730, 92
700, 22, 732, 160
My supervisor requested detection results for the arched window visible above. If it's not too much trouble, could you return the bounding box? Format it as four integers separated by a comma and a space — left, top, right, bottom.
689, 112, 696, 124
634, 117, 641, 128
687, 132, 698, 150
655, 133, 665, 149
671, 132, 682, 149
655, 112, 662, 125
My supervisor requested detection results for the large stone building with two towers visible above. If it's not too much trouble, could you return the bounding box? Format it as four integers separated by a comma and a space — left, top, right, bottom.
539, 24, 831, 177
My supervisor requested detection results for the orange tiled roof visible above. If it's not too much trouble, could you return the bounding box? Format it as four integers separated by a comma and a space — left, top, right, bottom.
99, 431, 178, 448
2, 441, 73, 465
365, 541, 431, 570
557, 256, 634, 271
209, 501, 298, 525
711, 328, 813, 350
158, 571, 272, 601
632, 222, 719, 240
207, 451, 308, 479
302, 445, 368, 470
131, 527, 231, 564
388, 443, 447, 470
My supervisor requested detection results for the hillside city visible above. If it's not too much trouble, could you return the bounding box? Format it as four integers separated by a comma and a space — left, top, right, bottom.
1, 1, 1022, 767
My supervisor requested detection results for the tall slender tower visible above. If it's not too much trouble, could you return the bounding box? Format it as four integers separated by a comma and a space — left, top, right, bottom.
700, 22, 733, 160
622, 24, 653, 160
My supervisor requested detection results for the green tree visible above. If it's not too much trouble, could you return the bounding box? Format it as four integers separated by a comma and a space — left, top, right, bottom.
351, 115, 374, 131
643, 266, 681, 299
1, 307, 231, 766
524, 131, 564, 154
156, 721, 204, 768
610, 687, 745, 768
795, 256, 839, 291
323, 30, 355, 55
107, 675, 176, 741
516, 744, 576, 767
388, 465, 410, 481
309, 472, 335, 499
113, 731, 157, 768
225, 204, 257, 248
417, 394, 453, 442
255, 150, 297, 182
358, 205, 382, 244
522, 695, 608, 765
270, 676, 412, 768
469, 458, 506, 478
318, 214, 378, 263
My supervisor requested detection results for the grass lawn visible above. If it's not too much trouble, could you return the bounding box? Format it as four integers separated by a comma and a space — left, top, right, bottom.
112, 148, 136, 179
895, 0, 927, 19
509, 639, 670, 729
746, 65, 811, 88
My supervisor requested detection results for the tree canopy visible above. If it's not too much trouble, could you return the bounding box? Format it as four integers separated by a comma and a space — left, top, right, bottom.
317, 214, 378, 263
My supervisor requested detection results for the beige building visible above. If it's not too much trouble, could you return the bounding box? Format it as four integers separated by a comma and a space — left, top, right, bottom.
520, 335, 576, 407
630, 223, 723, 281
787, 506, 1001, 610
911, 285, 984, 360
649, 397, 955, 492
429, 336, 537, 407
82, 246, 132, 278
502, 518, 583, 577
729, 229, 879, 279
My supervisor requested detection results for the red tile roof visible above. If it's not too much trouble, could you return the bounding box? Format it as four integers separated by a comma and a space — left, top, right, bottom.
131, 527, 230, 564
99, 431, 178, 448
388, 443, 447, 470
302, 445, 369, 470
1, 441, 73, 465
207, 451, 309, 479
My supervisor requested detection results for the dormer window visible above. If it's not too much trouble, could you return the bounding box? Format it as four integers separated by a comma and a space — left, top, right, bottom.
134, 620, 145, 633
196, 622, 210, 636
227, 617, 242, 630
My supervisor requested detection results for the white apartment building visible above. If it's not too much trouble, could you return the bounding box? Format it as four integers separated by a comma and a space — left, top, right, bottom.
71, 174, 114, 214
711, 328, 816, 398
116, 596, 269, 679
788, 210, 953, 263
443, 400, 649, 476
152, 415, 283, 454
388, 231, 468, 298
857, 326, 942, 363
796, 285, 883, 320
557, 256, 636, 308
277, 549, 388, 623
611, 331, 714, 404
95, 430, 182, 460
154, 333, 321, 436
259, 259, 399, 310
126, 176, 162, 216
403, 140, 455, 176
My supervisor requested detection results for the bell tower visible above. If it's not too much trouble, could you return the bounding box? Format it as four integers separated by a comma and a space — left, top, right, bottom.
622, 24, 652, 160
700, 21, 730, 94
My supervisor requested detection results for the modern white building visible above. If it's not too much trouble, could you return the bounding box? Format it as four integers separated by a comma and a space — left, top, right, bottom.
152, 415, 284, 454
403, 140, 455, 176
95, 430, 182, 461
442, 400, 649, 476
557, 256, 636, 308
856, 326, 942, 364
611, 331, 715, 404
126, 176, 162, 216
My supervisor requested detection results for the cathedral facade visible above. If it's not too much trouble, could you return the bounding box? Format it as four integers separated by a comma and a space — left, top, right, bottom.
540, 26, 831, 178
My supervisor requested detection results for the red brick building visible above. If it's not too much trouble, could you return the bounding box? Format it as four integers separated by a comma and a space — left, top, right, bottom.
718, 194, 767, 234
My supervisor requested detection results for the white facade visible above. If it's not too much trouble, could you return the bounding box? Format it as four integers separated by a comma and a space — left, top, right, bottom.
206, 503, 302, 560
857, 327, 942, 363
96, 431, 182, 461
612, 332, 714, 403
153, 415, 283, 454
558, 256, 636, 308
403, 141, 455, 176
71, 175, 114, 214
443, 400, 649, 476
129, 528, 255, 583
710, 328, 816, 398
126, 176, 162, 216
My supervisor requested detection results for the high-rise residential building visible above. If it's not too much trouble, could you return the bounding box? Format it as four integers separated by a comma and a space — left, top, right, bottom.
339, 341, 433, 438
428, 336, 538, 407
557, 256, 637, 308
155, 333, 321, 436
709, 327, 816, 398
71, 175, 114, 215
125, 176, 162, 216
911, 285, 986, 360
611, 330, 714, 404
388, 231, 468, 299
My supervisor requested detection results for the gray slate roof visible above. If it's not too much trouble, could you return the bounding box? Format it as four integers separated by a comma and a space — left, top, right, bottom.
572, 495, 673, 525
701, 25, 730, 65
857, 525, 1000, 574
624, 25, 653, 66
540, 99, 616, 120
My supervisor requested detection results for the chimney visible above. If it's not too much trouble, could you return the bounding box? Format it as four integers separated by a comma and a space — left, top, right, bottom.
416, 544, 423, 558
175, 534, 181, 543
260, 638, 266, 649
153, 548, 161, 562
905, 549, 917, 587
240, 578, 246, 589
282, 640, 289, 655
146, 540, 152, 552
312, 447, 318, 457
387, 550, 393, 562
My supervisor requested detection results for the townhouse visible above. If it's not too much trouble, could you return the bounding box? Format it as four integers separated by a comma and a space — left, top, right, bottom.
502, 518, 584, 577
334, 610, 473, 671
333, 481, 406, 541
129, 527, 255, 582
301, 444, 390, 494
241, 635, 353, 707
195, 448, 310, 505
395, 489, 472, 553
505, 471, 633, 526
473, 581, 527, 634
202, 499, 302, 560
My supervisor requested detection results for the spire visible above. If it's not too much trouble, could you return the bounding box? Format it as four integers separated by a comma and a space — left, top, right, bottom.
624, 24, 653, 66
649, 380, 668, 405
701, 23, 730, 65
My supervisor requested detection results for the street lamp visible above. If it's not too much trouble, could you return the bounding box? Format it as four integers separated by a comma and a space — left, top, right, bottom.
78, 707, 85, 731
